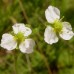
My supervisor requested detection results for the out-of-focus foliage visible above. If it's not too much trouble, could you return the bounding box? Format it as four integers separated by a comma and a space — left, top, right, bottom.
0, 0, 74, 74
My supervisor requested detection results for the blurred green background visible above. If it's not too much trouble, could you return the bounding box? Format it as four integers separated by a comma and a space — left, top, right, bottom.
0, 0, 74, 74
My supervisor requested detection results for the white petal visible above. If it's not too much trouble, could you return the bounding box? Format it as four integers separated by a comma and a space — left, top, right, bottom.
19, 39, 35, 53
44, 26, 59, 44
59, 22, 74, 40
0, 33, 17, 50
12, 23, 32, 36
45, 6, 60, 23
12, 23, 26, 34
24, 27, 32, 36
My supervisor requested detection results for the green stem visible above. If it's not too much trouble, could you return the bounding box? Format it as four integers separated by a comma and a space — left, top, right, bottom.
25, 54, 32, 73
13, 51, 18, 74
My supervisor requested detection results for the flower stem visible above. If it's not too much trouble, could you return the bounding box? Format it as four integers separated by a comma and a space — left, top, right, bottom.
13, 51, 18, 74
25, 54, 32, 73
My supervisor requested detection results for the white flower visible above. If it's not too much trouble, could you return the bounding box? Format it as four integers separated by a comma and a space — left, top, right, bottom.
44, 6, 74, 44
0, 23, 35, 53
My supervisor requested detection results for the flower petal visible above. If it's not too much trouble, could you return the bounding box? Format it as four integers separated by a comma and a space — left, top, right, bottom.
0, 33, 17, 50
12, 23, 32, 36
45, 6, 60, 23
59, 22, 74, 40
12, 23, 26, 34
24, 27, 32, 36
19, 39, 35, 53
44, 26, 59, 44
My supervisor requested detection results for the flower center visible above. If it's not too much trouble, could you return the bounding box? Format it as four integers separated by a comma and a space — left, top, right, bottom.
14, 32, 25, 44
53, 20, 63, 33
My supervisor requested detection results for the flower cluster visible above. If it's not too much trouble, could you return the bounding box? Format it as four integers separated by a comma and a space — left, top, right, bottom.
44, 6, 74, 44
0, 5, 74, 54
0, 23, 35, 53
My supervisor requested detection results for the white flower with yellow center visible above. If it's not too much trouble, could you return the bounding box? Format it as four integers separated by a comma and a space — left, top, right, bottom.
44, 6, 74, 44
0, 23, 35, 53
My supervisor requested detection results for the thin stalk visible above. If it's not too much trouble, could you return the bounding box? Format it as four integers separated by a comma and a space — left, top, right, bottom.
13, 51, 18, 74
25, 54, 32, 72
36, 41, 52, 74
18, 0, 29, 23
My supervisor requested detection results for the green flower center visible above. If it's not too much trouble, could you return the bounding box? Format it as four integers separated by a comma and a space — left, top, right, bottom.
53, 20, 63, 33
14, 32, 25, 44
